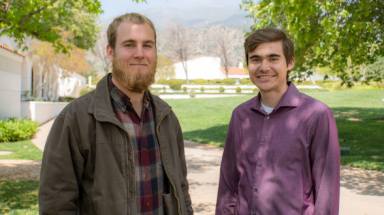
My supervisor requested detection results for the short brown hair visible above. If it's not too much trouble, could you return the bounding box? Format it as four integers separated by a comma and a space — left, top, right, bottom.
107, 13, 157, 49
244, 27, 294, 67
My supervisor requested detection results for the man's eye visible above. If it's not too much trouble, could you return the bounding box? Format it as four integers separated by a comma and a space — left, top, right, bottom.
125, 44, 133, 47
252, 59, 260, 62
271, 58, 278, 61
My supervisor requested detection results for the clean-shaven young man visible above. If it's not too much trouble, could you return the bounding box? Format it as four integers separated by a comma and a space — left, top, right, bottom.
216, 28, 340, 215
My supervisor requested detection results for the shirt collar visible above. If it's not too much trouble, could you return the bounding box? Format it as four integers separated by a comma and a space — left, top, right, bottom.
253, 81, 301, 113
108, 74, 150, 112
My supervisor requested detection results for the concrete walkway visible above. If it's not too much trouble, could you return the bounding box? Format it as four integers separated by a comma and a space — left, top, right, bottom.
31, 119, 384, 214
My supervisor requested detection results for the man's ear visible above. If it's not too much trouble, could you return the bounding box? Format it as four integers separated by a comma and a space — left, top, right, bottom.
288, 57, 295, 71
106, 45, 114, 63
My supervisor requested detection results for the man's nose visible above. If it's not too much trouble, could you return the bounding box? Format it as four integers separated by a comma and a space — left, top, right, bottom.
259, 60, 270, 72
134, 46, 144, 58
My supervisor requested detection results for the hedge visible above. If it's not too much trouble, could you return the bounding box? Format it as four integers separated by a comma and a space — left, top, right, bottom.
0, 118, 39, 142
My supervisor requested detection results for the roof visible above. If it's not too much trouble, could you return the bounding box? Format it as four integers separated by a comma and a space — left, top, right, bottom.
220, 67, 248, 76
0, 44, 25, 57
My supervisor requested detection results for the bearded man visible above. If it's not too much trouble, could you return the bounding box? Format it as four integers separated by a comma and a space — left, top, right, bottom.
39, 13, 193, 215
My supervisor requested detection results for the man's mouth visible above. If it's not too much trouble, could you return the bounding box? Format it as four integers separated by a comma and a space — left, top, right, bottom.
130, 64, 148, 67
257, 75, 276, 79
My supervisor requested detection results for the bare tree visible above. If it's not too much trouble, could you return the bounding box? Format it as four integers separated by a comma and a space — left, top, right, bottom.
166, 22, 192, 83
95, 31, 111, 74
208, 26, 242, 78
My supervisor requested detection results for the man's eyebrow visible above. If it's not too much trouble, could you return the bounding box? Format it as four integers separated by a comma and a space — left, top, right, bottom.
249, 54, 281, 58
121, 39, 155, 44
143, 40, 155, 44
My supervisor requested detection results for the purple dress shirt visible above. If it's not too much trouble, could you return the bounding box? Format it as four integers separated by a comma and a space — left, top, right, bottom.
216, 82, 340, 215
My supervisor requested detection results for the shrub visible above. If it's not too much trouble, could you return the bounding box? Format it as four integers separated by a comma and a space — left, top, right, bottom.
162, 87, 166, 92
157, 79, 168, 85
92, 77, 101, 85
183, 87, 188, 92
168, 79, 185, 90
236, 87, 242, 93
194, 79, 207, 85
80, 89, 92, 96
222, 78, 235, 85
253, 88, 259, 93
0, 118, 39, 142
210, 79, 222, 84
189, 90, 196, 98
63, 97, 76, 102
219, 87, 225, 93
200, 87, 205, 92
240, 79, 251, 85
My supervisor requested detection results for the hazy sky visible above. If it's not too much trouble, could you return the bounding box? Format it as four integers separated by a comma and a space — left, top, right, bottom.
99, 0, 243, 20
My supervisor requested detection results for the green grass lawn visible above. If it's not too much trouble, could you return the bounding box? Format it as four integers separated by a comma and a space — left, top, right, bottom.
0, 140, 43, 160
165, 89, 384, 171
0, 180, 39, 214
0, 141, 42, 214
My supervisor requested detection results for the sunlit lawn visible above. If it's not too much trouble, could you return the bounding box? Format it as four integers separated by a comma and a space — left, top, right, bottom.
165, 89, 384, 171
0, 141, 42, 213
0, 140, 43, 160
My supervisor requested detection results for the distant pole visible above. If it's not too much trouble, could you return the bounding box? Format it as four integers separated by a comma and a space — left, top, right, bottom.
88, 76, 92, 88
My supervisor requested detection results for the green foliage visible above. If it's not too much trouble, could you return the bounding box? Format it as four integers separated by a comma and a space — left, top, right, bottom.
200, 87, 205, 92
168, 79, 185, 90
0, 140, 43, 160
0, 180, 40, 214
293, 80, 314, 85
157, 79, 168, 85
156, 55, 175, 80
194, 79, 207, 85
189, 90, 196, 98
210, 79, 222, 84
253, 88, 259, 93
183, 87, 188, 92
80, 89, 92, 96
162, 87, 166, 92
0, 119, 39, 142
240, 78, 252, 85
236, 87, 242, 93
219, 87, 225, 93
92, 77, 101, 85
222, 78, 235, 85
241, 0, 384, 87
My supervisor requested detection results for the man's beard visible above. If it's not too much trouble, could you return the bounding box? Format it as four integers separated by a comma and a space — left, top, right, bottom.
112, 57, 156, 93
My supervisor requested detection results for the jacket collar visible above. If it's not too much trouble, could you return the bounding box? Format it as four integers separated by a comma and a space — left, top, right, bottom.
252, 81, 301, 114
88, 73, 171, 126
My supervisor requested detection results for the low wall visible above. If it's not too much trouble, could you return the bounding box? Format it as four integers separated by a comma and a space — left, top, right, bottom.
21, 101, 69, 124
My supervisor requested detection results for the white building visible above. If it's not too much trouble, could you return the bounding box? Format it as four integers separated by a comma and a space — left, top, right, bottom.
173, 56, 227, 80
0, 35, 87, 121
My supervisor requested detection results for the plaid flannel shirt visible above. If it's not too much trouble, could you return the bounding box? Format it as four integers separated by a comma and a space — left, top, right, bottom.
109, 76, 167, 215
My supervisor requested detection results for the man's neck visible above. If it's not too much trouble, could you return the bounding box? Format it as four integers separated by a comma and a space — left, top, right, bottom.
259, 84, 288, 108
111, 76, 145, 116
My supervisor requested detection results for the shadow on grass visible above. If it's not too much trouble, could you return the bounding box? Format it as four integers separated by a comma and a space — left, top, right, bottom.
0, 180, 39, 214
183, 124, 228, 147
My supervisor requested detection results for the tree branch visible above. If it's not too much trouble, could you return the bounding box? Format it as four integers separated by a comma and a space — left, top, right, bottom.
0, 2, 11, 23
18, 0, 59, 26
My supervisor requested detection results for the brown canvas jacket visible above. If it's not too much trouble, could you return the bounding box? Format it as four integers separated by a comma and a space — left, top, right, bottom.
38, 74, 193, 215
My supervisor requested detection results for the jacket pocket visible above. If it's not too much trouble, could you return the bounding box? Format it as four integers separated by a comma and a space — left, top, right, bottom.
163, 192, 176, 215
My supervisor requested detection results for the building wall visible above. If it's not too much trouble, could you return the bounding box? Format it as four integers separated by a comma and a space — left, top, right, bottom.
0, 48, 24, 120
174, 57, 226, 80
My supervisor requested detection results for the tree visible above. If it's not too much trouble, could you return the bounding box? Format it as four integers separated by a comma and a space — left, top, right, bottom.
156, 55, 175, 80
208, 26, 242, 78
0, 0, 146, 53
166, 22, 192, 83
241, 0, 384, 87
94, 31, 111, 74
31, 34, 91, 100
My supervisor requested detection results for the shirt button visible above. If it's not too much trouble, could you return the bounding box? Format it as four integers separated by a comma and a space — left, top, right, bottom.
147, 202, 150, 206
258, 163, 262, 167
261, 139, 265, 143
266, 116, 270, 119
254, 188, 257, 192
